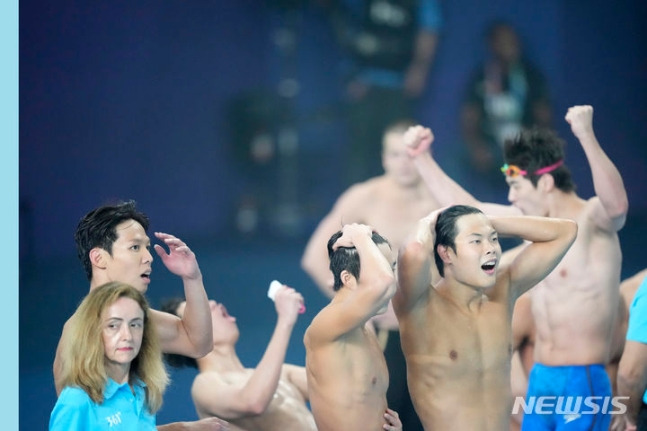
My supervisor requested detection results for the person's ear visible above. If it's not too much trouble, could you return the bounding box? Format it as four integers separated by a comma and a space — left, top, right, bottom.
89, 247, 108, 270
341, 270, 353, 287
537, 173, 555, 192
437, 244, 452, 266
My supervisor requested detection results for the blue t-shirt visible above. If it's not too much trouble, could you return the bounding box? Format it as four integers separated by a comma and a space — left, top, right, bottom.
49, 378, 156, 431
626, 274, 647, 404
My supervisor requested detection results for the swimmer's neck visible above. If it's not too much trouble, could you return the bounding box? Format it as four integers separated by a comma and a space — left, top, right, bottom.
437, 281, 489, 313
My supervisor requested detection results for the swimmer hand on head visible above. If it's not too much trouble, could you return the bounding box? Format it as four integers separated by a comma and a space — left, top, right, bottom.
333, 223, 375, 250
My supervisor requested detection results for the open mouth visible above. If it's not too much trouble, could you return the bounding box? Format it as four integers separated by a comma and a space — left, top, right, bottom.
481, 261, 496, 274
221, 305, 236, 322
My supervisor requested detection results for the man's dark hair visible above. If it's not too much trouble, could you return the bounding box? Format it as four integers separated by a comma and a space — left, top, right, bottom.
159, 297, 199, 369
434, 205, 484, 277
74, 200, 150, 281
327, 230, 391, 291
503, 127, 576, 192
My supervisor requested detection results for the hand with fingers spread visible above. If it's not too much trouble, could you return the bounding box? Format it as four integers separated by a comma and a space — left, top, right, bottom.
154, 232, 201, 280
383, 408, 402, 431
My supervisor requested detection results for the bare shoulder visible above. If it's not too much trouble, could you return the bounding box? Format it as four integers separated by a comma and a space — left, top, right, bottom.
304, 303, 349, 347
342, 178, 382, 202
324, 179, 379, 221
304, 309, 329, 346
193, 370, 226, 392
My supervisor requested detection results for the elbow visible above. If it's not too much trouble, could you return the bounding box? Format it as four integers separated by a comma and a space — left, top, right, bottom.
184, 335, 213, 359
300, 254, 310, 273
301, 253, 319, 279
611, 200, 629, 231
246, 398, 270, 416
378, 272, 397, 299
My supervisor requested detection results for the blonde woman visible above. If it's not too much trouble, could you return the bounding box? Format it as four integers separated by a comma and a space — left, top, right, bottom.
50, 281, 168, 430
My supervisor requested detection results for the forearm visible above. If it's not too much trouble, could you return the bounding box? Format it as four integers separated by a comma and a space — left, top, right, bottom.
157, 423, 185, 431
579, 131, 628, 223
355, 234, 395, 291
617, 374, 645, 423
180, 276, 213, 356
396, 240, 433, 307
243, 319, 294, 413
413, 152, 479, 207
490, 216, 576, 244
617, 343, 647, 423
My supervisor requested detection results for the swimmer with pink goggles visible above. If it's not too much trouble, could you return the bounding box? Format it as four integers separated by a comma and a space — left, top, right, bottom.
500, 160, 564, 178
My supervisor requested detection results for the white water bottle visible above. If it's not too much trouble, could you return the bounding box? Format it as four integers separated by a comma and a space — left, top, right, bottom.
268, 280, 305, 314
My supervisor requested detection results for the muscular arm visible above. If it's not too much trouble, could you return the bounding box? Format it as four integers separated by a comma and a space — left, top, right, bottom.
490, 215, 577, 297
306, 225, 396, 343
565, 105, 628, 232
617, 341, 647, 426
301, 187, 366, 298
393, 210, 440, 313
404, 125, 519, 217
153, 233, 212, 358
194, 288, 303, 419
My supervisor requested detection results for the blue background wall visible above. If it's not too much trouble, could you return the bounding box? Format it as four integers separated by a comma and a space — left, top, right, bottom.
19, 1, 647, 429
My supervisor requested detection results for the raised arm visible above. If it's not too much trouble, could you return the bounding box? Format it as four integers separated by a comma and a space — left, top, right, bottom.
404, 125, 519, 217
565, 105, 628, 232
490, 215, 577, 297
152, 232, 212, 357
307, 224, 396, 342
193, 286, 304, 419
301, 187, 366, 299
393, 209, 441, 314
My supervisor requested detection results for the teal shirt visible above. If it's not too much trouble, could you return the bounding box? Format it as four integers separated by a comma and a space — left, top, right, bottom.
626, 274, 647, 404
49, 378, 156, 430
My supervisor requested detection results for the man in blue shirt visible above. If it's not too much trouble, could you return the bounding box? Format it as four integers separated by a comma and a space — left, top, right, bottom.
617, 270, 647, 430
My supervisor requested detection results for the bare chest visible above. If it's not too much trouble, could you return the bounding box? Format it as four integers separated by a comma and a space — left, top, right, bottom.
403, 300, 512, 378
